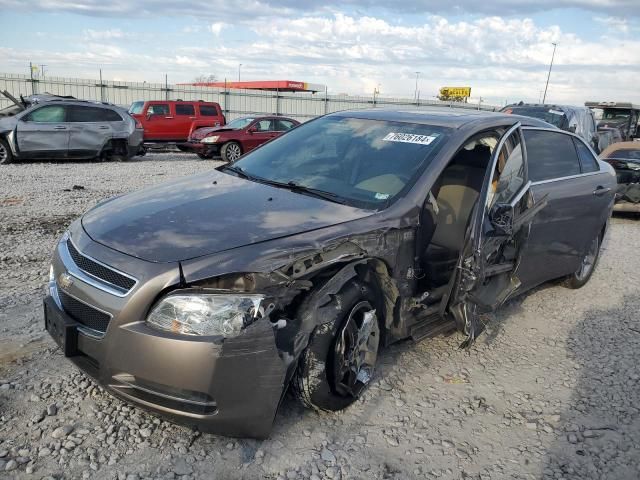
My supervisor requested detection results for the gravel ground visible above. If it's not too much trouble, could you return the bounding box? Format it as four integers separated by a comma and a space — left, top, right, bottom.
0, 153, 639, 480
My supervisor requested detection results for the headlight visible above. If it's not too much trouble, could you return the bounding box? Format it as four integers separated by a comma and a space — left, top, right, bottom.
201, 136, 220, 144
146, 293, 264, 337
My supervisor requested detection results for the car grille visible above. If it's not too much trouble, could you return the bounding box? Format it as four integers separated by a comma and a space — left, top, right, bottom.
58, 290, 111, 333
67, 239, 136, 291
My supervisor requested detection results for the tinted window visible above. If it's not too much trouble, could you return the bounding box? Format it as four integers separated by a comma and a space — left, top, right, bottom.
488, 130, 525, 208
504, 106, 567, 128
573, 138, 599, 173
148, 104, 169, 115
199, 105, 219, 116
175, 104, 195, 116
605, 148, 640, 160
254, 119, 275, 131
232, 116, 450, 209
524, 130, 581, 181
68, 106, 123, 122
24, 105, 66, 123
275, 119, 295, 131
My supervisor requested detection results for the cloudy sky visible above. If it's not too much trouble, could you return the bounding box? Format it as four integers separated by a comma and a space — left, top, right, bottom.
0, 0, 638, 105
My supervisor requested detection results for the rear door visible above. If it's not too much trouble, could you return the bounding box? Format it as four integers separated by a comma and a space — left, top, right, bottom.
174, 103, 197, 140
443, 122, 546, 347
142, 102, 173, 141
67, 105, 121, 157
197, 104, 223, 127
16, 104, 69, 157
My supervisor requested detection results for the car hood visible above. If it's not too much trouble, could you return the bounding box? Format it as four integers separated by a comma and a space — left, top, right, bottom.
191, 126, 236, 140
81, 170, 373, 263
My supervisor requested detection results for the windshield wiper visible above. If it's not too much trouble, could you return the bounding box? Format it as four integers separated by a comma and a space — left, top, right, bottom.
220, 164, 251, 180
257, 179, 348, 205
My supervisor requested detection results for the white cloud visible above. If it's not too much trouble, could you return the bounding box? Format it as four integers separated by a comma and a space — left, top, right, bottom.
82, 28, 128, 40
594, 16, 630, 33
210, 22, 225, 36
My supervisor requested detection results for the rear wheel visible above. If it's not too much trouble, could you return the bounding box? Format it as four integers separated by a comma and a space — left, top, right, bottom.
220, 141, 242, 163
564, 235, 601, 289
0, 138, 14, 165
292, 279, 382, 412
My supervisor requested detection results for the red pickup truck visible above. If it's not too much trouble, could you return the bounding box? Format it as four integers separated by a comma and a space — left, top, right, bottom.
129, 100, 225, 143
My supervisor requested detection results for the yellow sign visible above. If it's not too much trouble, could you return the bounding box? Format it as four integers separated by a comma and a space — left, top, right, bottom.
439, 87, 472, 98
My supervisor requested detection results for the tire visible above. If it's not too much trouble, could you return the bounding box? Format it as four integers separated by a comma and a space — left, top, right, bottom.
564, 234, 601, 289
176, 145, 190, 152
220, 141, 242, 163
196, 153, 214, 160
292, 279, 382, 412
0, 138, 14, 165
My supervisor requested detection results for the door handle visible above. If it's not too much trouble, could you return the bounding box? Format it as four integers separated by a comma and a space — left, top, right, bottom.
53, 126, 67, 130
592, 186, 611, 196
98, 126, 109, 129
164, 116, 174, 119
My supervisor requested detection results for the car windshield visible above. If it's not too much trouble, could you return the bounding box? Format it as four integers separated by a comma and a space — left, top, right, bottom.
505, 106, 567, 128
226, 117, 254, 129
129, 101, 144, 114
607, 148, 640, 160
602, 109, 630, 120
229, 116, 451, 209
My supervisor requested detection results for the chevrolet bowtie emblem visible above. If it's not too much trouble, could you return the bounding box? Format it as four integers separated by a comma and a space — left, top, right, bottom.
58, 272, 74, 290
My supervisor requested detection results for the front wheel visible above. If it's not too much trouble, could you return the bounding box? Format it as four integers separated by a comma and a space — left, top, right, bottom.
0, 138, 14, 165
292, 279, 382, 412
564, 235, 601, 289
220, 141, 242, 163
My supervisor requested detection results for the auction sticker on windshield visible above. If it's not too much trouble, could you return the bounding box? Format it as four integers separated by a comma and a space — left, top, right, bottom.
383, 132, 438, 145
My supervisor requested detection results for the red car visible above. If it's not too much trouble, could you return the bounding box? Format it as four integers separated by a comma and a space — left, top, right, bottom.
128, 100, 225, 143
181, 116, 300, 162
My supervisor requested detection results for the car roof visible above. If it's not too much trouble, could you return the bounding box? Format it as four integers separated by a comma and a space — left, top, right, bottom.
601, 141, 640, 157
144, 100, 219, 104
29, 99, 119, 109
329, 107, 552, 129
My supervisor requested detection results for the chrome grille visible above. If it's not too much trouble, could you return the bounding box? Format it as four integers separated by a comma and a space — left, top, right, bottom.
66, 239, 136, 291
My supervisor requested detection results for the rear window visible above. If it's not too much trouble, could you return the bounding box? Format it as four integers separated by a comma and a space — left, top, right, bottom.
573, 138, 599, 173
275, 119, 296, 131
129, 101, 144, 114
524, 130, 581, 181
199, 105, 219, 116
505, 106, 567, 128
605, 148, 640, 160
175, 104, 195, 116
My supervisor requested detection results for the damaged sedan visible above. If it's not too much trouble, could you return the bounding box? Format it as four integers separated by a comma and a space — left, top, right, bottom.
44, 109, 615, 438
600, 141, 640, 213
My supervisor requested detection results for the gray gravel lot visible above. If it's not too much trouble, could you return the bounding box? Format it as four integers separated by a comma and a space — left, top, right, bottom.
1, 153, 639, 480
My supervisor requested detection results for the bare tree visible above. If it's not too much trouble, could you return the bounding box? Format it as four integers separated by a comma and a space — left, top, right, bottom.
192, 74, 218, 83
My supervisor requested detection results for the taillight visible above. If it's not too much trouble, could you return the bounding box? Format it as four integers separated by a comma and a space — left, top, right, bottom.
135, 119, 143, 129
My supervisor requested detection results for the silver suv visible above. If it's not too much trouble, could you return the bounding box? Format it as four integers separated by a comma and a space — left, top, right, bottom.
0, 93, 143, 164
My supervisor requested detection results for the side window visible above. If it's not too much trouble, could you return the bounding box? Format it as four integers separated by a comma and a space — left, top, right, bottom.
199, 105, 219, 116
67, 106, 123, 122
275, 120, 295, 131
175, 104, 195, 116
254, 120, 275, 131
573, 138, 599, 173
523, 130, 581, 182
488, 130, 526, 207
147, 104, 169, 116
24, 105, 66, 123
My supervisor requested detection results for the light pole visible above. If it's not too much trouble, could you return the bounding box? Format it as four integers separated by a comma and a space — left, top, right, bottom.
542, 42, 557, 104
414, 72, 420, 101
238, 63, 242, 82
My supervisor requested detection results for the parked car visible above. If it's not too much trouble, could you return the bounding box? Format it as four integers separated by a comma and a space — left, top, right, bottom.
0, 97, 143, 164
600, 141, 640, 213
44, 109, 615, 438
181, 116, 300, 162
586, 101, 640, 143
501, 102, 600, 151
128, 100, 225, 143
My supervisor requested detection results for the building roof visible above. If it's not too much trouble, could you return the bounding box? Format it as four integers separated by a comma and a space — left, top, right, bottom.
184, 80, 326, 93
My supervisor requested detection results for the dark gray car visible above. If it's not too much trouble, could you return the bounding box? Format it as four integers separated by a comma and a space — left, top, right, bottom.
43, 109, 616, 438
0, 95, 143, 164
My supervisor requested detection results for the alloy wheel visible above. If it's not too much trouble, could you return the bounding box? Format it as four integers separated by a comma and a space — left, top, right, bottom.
0, 143, 7, 163
332, 301, 380, 398
227, 143, 241, 160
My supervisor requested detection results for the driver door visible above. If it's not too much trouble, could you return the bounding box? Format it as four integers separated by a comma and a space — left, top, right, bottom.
442, 122, 546, 347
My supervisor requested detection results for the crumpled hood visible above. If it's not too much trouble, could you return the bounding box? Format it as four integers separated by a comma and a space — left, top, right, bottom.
190, 126, 235, 140
81, 170, 373, 263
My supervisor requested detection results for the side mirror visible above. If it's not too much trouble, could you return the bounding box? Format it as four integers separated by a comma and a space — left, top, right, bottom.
247, 126, 257, 134
568, 125, 577, 133
489, 203, 514, 235
146, 112, 153, 120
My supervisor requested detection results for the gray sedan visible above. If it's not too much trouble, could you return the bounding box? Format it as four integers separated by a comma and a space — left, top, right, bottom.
0, 97, 143, 164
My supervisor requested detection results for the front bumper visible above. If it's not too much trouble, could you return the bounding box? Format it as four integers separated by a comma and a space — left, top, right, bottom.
44, 229, 289, 438
178, 141, 220, 156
